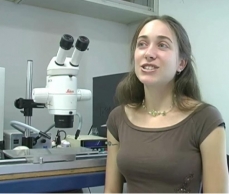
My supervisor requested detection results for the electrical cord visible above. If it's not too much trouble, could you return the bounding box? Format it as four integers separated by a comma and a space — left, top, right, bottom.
11, 111, 82, 145
58, 130, 67, 139
10, 121, 51, 139
10, 124, 25, 134
44, 123, 55, 133
10, 121, 54, 146
74, 112, 82, 139
55, 129, 67, 146
34, 123, 55, 144
87, 125, 93, 135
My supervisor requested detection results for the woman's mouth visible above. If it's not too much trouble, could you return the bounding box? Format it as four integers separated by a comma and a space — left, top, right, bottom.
141, 64, 159, 72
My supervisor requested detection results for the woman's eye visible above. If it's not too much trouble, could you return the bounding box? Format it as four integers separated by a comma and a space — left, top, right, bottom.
159, 43, 169, 48
137, 42, 147, 48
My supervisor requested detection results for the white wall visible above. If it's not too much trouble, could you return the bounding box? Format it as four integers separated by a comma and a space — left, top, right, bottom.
0, 68, 5, 141
158, 0, 229, 152
0, 0, 129, 138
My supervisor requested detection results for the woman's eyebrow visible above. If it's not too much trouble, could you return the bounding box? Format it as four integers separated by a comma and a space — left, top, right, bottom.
137, 35, 173, 43
157, 35, 173, 43
137, 35, 148, 40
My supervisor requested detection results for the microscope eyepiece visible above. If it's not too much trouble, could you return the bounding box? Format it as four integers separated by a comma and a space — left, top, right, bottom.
60, 34, 74, 50
75, 36, 90, 51
70, 36, 90, 66
55, 34, 74, 66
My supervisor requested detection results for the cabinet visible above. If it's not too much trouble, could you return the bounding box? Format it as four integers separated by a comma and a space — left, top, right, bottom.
6, 0, 159, 24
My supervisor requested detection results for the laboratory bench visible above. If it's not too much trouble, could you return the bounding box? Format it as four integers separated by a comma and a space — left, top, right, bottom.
0, 147, 106, 193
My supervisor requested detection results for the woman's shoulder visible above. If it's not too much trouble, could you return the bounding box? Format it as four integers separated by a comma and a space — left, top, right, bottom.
110, 105, 124, 114
189, 101, 224, 123
189, 102, 225, 145
179, 97, 213, 113
108, 105, 125, 120
173, 98, 222, 126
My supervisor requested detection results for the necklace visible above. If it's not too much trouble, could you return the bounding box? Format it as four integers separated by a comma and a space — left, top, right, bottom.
142, 100, 174, 117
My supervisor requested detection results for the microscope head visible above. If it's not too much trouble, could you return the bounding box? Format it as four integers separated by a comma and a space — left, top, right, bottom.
32, 34, 91, 129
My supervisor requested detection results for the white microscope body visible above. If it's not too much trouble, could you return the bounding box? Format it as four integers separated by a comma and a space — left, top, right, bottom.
32, 34, 91, 129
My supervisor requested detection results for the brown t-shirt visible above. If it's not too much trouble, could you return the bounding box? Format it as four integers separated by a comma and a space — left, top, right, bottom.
106, 103, 225, 193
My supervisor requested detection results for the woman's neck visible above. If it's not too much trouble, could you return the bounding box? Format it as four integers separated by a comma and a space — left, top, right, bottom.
143, 84, 174, 112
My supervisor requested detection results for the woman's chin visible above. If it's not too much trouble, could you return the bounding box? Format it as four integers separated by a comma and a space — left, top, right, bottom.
139, 78, 157, 86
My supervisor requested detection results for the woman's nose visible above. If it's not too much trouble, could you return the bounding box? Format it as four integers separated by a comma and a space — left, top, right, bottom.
144, 46, 157, 61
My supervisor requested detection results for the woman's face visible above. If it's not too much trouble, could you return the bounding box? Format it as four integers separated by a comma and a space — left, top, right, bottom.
134, 20, 185, 87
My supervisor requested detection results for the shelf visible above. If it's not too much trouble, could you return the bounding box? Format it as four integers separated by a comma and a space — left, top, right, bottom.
6, 0, 159, 24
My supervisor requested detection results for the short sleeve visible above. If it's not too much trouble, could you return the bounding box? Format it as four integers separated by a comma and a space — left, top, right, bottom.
106, 106, 122, 141
193, 104, 225, 146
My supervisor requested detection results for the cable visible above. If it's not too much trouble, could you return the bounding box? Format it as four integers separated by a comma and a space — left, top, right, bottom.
74, 112, 82, 139
55, 129, 67, 146
44, 123, 55, 133
10, 121, 51, 139
75, 112, 82, 130
75, 129, 80, 140
58, 130, 67, 139
10, 124, 25, 134
55, 131, 61, 146
11, 120, 40, 133
87, 125, 93, 135
33, 123, 55, 145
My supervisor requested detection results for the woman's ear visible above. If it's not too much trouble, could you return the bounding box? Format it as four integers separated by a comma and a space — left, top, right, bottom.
177, 59, 187, 73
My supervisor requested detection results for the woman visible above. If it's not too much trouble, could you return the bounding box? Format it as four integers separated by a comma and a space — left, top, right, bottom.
104, 15, 228, 193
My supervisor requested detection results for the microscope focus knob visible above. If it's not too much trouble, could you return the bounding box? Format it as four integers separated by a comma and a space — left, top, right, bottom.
40, 139, 46, 143
14, 98, 24, 109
